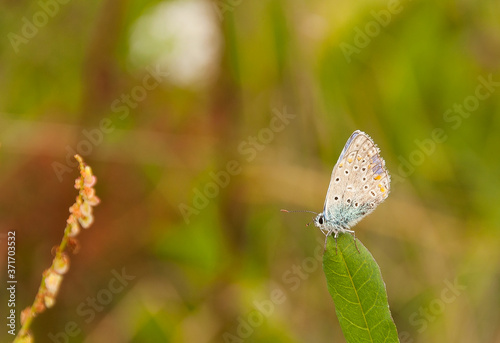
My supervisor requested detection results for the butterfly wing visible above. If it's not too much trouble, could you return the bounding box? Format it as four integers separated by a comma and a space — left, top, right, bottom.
323, 130, 390, 228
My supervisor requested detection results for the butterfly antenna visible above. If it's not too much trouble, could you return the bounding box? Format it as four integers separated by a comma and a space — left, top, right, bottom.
280, 209, 318, 215
281, 209, 318, 227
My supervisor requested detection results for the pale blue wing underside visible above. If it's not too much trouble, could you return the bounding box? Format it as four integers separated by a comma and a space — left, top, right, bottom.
320, 130, 390, 230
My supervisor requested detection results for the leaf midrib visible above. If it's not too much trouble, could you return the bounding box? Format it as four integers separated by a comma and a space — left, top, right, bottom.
339, 244, 374, 343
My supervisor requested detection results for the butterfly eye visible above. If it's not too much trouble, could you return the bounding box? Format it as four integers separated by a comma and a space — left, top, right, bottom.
318, 216, 324, 225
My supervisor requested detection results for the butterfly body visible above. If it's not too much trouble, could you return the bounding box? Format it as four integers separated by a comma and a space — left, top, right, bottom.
314, 130, 390, 249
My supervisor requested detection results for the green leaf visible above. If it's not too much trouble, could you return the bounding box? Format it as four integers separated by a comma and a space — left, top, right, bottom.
322, 234, 399, 343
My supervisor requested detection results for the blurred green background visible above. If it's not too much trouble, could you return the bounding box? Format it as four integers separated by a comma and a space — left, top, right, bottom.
1, 0, 500, 342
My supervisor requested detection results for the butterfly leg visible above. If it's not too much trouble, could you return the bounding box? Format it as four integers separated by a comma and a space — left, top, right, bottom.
333, 231, 339, 254
323, 231, 338, 254
323, 230, 341, 254
345, 229, 360, 253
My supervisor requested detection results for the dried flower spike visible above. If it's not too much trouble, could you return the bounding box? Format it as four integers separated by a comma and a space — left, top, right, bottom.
14, 155, 99, 343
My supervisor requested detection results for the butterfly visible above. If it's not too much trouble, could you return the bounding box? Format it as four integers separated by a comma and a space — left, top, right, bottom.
283, 130, 390, 252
